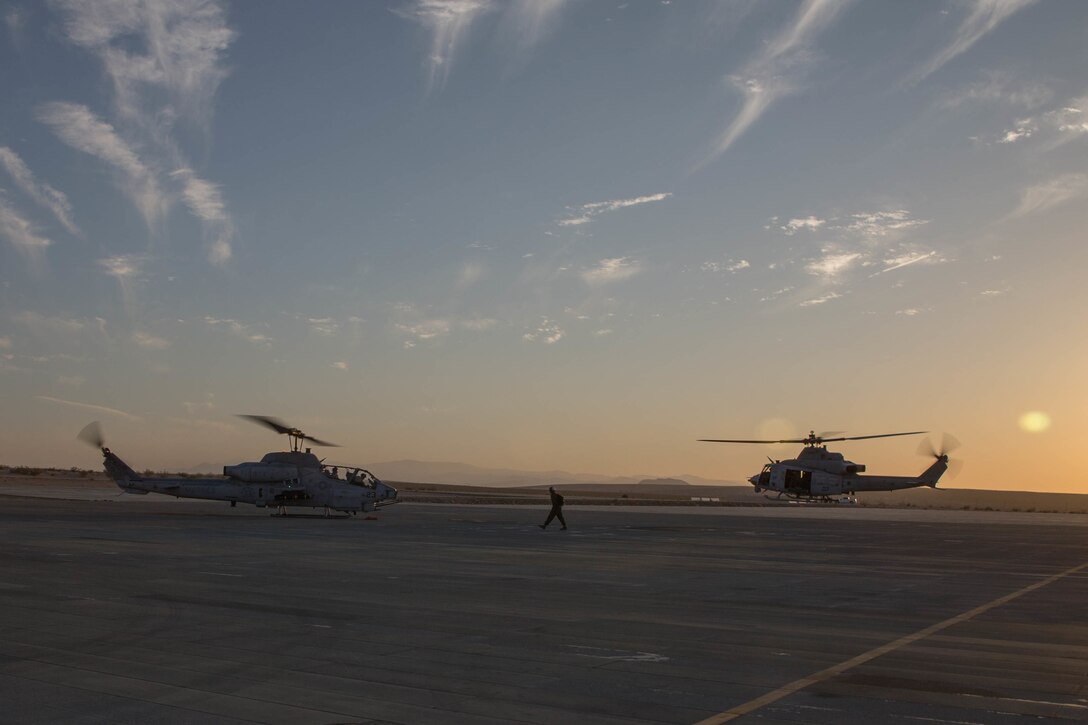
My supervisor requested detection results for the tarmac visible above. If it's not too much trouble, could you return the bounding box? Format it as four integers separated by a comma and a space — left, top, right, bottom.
1, 496, 1086, 724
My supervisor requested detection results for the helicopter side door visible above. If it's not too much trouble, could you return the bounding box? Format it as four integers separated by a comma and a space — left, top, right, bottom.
783, 468, 811, 495
766, 465, 786, 492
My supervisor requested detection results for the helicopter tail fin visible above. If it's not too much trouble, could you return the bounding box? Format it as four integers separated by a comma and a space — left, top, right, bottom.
102, 448, 148, 494
919, 457, 948, 488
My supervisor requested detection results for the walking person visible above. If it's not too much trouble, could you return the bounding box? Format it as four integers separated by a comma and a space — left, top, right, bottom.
539, 486, 567, 530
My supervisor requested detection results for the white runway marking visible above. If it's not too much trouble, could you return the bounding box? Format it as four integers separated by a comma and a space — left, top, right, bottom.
197, 571, 244, 577
694, 560, 1088, 725
569, 645, 669, 662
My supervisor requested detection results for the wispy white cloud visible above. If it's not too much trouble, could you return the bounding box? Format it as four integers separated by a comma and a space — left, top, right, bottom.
461, 317, 498, 331
394, 0, 495, 92
396, 0, 573, 90
710, 0, 852, 160
49, 0, 237, 265
997, 98, 1088, 149
132, 331, 169, 349
559, 193, 671, 226
773, 208, 928, 241
1007, 173, 1088, 220
1054, 102, 1088, 137
98, 254, 147, 311
774, 206, 936, 286
457, 261, 485, 288
396, 318, 452, 348
13, 310, 90, 337
182, 397, 216, 415
942, 72, 1053, 110
37, 395, 140, 421
998, 122, 1035, 143
499, 0, 572, 56
307, 317, 339, 336
54, 0, 235, 125
701, 259, 749, 273
0, 146, 79, 235
98, 254, 143, 280
759, 286, 794, 302
582, 257, 642, 285
522, 318, 564, 344
203, 316, 272, 345
331, 361, 349, 371
844, 210, 927, 238
37, 102, 166, 229
908, 0, 1038, 84
878, 251, 938, 274
781, 216, 826, 235
0, 195, 52, 261
806, 250, 860, 280
799, 291, 842, 307
170, 167, 233, 265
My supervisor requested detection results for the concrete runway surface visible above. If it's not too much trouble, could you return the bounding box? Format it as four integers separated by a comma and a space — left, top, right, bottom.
1, 497, 1086, 724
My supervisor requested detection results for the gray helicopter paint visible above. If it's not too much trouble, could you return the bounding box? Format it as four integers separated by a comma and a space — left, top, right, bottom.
82, 418, 398, 516
702, 430, 955, 501
102, 448, 397, 514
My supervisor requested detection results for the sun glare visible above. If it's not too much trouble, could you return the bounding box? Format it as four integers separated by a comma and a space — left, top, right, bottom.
1018, 411, 1051, 434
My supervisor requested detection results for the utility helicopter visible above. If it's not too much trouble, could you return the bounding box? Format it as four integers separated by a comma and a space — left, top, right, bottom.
699, 430, 961, 502
78, 415, 398, 517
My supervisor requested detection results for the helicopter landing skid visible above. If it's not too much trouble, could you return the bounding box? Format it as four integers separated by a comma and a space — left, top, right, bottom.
270, 511, 353, 519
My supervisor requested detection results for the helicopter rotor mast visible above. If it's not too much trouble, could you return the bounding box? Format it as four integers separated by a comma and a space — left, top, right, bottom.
699, 430, 928, 448
237, 415, 340, 452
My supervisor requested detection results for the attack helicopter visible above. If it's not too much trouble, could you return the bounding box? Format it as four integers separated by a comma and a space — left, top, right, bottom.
77, 415, 398, 517
699, 430, 960, 501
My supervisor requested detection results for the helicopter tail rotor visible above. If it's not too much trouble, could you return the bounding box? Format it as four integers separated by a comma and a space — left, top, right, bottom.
917, 434, 963, 485
77, 421, 106, 451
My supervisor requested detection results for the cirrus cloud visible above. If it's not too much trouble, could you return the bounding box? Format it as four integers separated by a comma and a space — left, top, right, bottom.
582, 257, 642, 285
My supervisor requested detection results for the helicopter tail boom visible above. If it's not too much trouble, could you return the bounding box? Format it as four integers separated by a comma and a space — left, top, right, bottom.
919, 456, 948, 488
101, 448, 149, 493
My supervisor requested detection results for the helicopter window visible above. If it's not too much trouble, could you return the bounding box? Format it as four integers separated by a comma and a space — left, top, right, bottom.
351, 471, 375, 488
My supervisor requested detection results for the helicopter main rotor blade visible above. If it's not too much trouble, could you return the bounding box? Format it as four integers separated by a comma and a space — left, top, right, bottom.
237, 414, 293, 435
818, 431, 928, 443
698, 438, 806, 444
700, 430, 927, 445
301, 434, 340, 448
238, 415, 341, 447
77, 421, 105, 449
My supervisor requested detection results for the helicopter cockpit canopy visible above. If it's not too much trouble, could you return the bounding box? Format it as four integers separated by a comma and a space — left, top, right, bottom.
323, 465, 382, 488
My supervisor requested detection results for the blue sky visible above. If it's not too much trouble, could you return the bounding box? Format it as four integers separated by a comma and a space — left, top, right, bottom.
2, 0, 1087, 490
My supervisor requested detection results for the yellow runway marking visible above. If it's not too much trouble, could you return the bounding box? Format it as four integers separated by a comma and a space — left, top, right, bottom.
694, 561, 1088, 724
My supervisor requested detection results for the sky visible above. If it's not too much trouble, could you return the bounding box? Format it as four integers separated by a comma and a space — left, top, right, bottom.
1, 0, 1086, 492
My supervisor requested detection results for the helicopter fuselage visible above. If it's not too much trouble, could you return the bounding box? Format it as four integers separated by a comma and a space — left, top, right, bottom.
103, 447, 398, 514
749, 446, 947, 499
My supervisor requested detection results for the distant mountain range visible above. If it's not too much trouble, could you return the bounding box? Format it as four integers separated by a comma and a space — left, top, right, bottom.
357, 459, 740, 488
